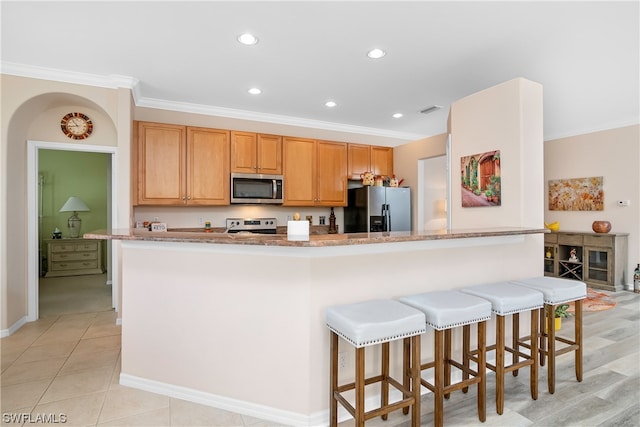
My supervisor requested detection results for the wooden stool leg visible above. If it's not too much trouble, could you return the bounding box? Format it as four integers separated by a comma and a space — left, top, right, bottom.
434, 329, 445, 427
477, 321, 487, 422
547, 304, 556, 394
444, 328, 452, 399
512, 312, 520, 377
355, 347, 365, 427
462, 325, 470, 393
381, 342, 390, 420
330, 332, 338, 427
496, 315, 505, 415
575, 299, 583, 382
530, 308, 539, 400
539, 305, 547, 366
411, 335, 421, 427
403, 337, 411, 415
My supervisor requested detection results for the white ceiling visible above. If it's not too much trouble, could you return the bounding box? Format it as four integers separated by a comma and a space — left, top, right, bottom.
2, 1, 638, 146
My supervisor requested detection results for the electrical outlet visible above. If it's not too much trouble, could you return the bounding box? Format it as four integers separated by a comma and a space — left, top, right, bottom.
153, 216, 159, 222
198, 217, 204, 225
338, 351, 346, 368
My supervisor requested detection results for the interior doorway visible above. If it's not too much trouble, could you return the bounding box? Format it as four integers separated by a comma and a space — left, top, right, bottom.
27, 140, 118, 321
418, 155, 448, 231
37, 149, 112, 317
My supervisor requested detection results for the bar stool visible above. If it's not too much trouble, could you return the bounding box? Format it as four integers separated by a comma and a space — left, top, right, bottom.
326, 299, 426, 427
460, 282, 544, 414
511, 276, 587, 394
398, 291, 492, 427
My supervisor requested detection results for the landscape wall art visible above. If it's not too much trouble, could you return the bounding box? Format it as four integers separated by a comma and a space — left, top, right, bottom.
460, 150, 501, 207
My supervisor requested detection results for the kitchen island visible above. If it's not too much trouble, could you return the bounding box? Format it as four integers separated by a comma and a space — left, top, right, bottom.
86, 227, 546, 426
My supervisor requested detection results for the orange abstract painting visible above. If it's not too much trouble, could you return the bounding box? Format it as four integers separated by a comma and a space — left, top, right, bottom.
548, 176, 604, 211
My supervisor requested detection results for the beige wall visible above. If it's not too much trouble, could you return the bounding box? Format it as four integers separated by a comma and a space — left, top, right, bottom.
0, 74, 132, 332
544, 125, 640, 287
450, 78, 544, 229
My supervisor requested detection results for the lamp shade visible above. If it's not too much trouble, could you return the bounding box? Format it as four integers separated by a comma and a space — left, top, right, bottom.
59, 196, 90, 213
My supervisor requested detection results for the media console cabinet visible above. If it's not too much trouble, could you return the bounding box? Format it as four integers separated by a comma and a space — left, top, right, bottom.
544, 231, 628, 292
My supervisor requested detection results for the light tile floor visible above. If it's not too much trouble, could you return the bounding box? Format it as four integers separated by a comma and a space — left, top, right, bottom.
1, 291, 639, 426
1, 310, 279, 426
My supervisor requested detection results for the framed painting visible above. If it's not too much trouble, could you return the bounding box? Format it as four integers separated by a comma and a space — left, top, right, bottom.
548, 176, 604, 211
460, 150, 501, 207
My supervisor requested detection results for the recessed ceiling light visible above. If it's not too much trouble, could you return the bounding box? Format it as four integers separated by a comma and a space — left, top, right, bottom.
237, 33, 258, 45
392, 113, 403, 118
248, 87, 262, 95
367, 48, 386, 59
325, 101, 337, 108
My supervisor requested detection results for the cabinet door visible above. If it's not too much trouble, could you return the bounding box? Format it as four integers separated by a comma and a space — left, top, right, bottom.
544, 244, 558, 276
371, 146, 393, 177
283, 137, 316, 206
187, 127, 230, 205
136, 122, 186, 205
316, 140, 347, 206
230, 131, 257, 173
257, 134, 282, 174
585, 246, 613, 286
347, 144, 371, 179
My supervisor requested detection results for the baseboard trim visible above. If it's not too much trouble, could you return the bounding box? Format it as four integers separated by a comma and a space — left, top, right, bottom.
119, 373, 325, 426
119, 354, 501, 426
0, 315, 28, 338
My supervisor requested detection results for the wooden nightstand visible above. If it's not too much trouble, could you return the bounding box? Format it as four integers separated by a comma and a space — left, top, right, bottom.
45, 238, 103, 277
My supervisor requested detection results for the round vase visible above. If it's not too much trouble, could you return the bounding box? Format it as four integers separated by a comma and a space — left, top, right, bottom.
592, 221, 611, 233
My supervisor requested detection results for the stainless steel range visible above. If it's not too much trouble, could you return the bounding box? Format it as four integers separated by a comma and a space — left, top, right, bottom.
225, 218, 277, 234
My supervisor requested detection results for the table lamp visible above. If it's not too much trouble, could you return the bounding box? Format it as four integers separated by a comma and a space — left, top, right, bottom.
59, 196, 90, 238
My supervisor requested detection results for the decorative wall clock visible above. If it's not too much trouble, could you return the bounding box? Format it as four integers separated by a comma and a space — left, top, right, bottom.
61, 112, 93, 140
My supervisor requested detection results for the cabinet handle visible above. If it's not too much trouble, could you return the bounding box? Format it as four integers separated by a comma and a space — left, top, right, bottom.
187, 196, 192, 200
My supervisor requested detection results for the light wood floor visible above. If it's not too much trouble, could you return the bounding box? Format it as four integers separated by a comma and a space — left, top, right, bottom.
1, 289, 638, 426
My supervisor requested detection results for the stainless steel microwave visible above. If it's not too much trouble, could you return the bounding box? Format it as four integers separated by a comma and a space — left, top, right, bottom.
230, 173, 284, 204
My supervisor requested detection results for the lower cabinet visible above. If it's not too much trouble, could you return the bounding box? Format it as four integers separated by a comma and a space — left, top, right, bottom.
544, 231, 628, 291
46, 239, 104, 277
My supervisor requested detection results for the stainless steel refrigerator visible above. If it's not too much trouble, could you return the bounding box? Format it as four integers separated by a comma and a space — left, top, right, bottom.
344, 186, 411, 232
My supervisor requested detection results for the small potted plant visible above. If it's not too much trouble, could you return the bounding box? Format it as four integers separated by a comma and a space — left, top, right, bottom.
553, 304, 571, 330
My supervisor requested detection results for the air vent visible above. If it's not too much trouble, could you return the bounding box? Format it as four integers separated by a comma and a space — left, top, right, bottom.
420, 105, 442, 114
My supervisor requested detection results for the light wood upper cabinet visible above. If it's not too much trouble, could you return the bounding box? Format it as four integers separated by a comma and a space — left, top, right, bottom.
371, 146, 394, 177
231, 132, 282, 174
282, 138, 347, 206
257, 134, 283, 174
316, 140, 348, 206
135, 122, 186, 205
347, 143, 371, 179
134, 121, 229, 206
348, 143, 394, 179
283, 137, 316, 206
187, 127, 230, 205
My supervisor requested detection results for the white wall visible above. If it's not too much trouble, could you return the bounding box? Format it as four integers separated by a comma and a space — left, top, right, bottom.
544, 125, 640, 287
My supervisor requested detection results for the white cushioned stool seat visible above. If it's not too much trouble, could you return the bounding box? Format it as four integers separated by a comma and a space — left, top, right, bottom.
399, 290, 492, 330
460, 282, 544, 315
326, 299, 426, 348
510, 276, 586, 304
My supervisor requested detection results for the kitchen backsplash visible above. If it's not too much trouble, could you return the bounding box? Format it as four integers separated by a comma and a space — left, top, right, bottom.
133, 205, 344, 231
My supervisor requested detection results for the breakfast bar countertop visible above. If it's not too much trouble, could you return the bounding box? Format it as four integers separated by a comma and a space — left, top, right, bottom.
84, 226, 548, 247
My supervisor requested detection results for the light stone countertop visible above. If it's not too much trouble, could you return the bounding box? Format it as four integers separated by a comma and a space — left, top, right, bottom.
84, 227, 548, 248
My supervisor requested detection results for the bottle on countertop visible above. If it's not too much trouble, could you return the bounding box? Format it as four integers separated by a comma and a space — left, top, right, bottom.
328, 207, 337, 234
634, 264, 640, 293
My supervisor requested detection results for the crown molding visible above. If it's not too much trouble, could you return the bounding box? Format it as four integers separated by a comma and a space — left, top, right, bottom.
137, 97, 426, 141
2, 62, 425, 142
